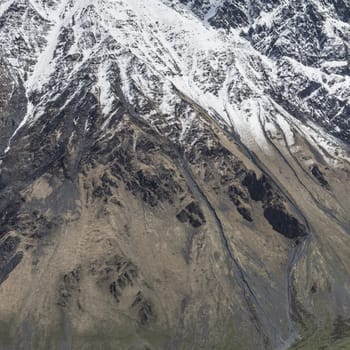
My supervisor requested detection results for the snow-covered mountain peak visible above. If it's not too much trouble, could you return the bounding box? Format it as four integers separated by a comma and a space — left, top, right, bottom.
1, 2, 350, 349
1, 0, 350, 156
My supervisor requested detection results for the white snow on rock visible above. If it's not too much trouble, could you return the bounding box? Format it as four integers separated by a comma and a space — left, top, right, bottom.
1, 0, 349, 163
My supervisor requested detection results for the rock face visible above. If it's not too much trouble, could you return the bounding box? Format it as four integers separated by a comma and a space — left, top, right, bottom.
0, 1, 350, 349
182, 0, 350, 143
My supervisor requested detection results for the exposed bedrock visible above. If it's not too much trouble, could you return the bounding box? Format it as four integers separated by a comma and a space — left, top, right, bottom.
242, 171, 308, 239
0, 104, 348, 349
176, 201, 206, 228
263, 205, 307, 240
0, 236, 23, 285
0, 2, 349, 346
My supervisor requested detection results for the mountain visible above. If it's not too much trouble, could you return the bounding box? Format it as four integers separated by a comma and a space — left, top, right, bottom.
0, 0, 350, 349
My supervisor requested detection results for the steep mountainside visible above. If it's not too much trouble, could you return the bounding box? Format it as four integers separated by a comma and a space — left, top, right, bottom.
0, 0, 350, 349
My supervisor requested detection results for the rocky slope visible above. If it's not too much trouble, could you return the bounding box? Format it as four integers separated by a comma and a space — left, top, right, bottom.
0, 0, 350, 349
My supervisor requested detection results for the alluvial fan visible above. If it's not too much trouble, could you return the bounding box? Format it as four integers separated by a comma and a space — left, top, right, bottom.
0, 0, 350, 349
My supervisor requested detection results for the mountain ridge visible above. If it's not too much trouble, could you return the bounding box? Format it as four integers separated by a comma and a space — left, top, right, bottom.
0, 0, 350, 349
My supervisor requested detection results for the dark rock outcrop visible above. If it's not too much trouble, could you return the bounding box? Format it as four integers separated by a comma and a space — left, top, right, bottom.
90, 255, 138, 303
242, 171, 274, 202
58, 266, 82, 307
311, 165, 329, 188
263, 205, 307, 239
131, 291, 155, 325
242, 171, 308, 238
176, 201, 206, 228
0, 236, 23, 285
